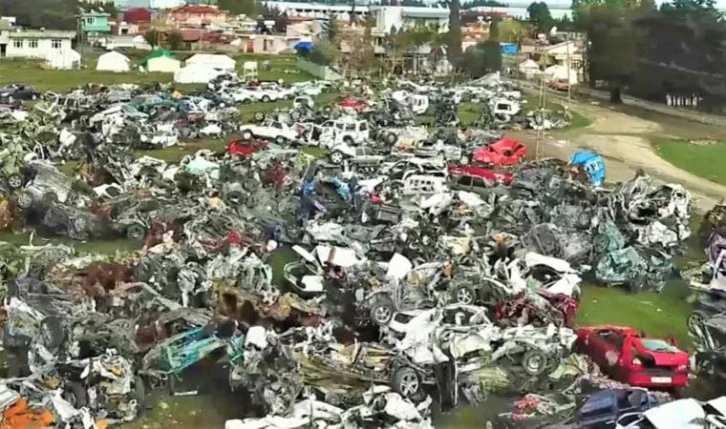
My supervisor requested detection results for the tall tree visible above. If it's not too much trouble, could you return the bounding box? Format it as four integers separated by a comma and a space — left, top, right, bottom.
527, 1, 554, 33
145, 28, 161, 49
217, 0, 257, 16
322, 15, 339, 42
446, 0, 463, 66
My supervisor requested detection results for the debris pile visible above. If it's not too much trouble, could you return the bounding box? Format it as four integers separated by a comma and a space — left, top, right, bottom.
0, 79, 699, 428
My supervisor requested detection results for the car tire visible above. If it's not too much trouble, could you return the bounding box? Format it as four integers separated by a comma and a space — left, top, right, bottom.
521, 349, 548, 376
7, 173, 23, 189
385, 133, 397, 145
73, 217, 87, 231
127, 224, 147, 241
64, 381, 88, 408
262, 95, 271, 102
369, 297, 394, 325
16, 191, 33, 209
391, 366, 422, 399
343, 136, 354, 145
241, 130, 253, 140
254, 112, 265, 122
688, 310, 708, 335
330, 151, 345, 165
460, 155, 470, 165
453, 284, 476, 305
291, 111, 301, 121
39, 316, 65, 349
130, 375, 147, 409
275, 136, 286, 145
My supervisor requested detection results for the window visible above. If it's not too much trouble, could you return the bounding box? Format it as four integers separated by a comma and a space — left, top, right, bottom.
28, 40, 37, 49
12, 39, 23, 49
345, 122, 356, 131
51, 39, 62, 49
617, 414, 643, 426
496, 103, 510, 111
85, 17, 94, 25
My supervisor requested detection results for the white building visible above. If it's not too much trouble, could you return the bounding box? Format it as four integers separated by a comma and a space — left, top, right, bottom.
369, 5, 449, 35
260, 1, 368, 20
6, 30, 76, 59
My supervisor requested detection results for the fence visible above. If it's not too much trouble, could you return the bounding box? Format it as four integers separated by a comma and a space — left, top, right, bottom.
296, 57, 344, 81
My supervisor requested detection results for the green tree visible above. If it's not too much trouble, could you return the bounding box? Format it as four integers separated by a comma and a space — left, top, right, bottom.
166, 31, 183, 50
493, 19, 528, 43
145, 28, 161, 49
572, 0, 654, 102
446, 0, 463, 66
217, 0, 257, 16
527, 1, 554, 33
322, 15, 339, 42
461, 40, 502, 77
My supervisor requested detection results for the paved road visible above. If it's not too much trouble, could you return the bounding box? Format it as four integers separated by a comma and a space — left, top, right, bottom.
512, 87, 726, 210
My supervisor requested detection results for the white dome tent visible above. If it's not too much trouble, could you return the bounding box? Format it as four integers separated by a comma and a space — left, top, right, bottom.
45, 49, 81, 70
174, 64, 228, 84
96, 51, 131, 73
185, 54, 235, 72
543, 64, 578, 85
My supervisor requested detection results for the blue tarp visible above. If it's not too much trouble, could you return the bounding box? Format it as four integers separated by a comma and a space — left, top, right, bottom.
569, 150, 606, 186
294, 41, 314, 52
500, 43, 518, 55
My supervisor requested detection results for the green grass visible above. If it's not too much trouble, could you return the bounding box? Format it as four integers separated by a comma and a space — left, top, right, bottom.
576, 282, 692, 347
522, 95, 592, 129
0, 54, 311, 91
655, 139, 726, 186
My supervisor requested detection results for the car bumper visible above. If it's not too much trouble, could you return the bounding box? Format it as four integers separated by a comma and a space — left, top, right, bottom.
628, 372, 689, 388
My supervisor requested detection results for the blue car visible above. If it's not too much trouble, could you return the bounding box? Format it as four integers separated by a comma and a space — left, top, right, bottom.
569, 150, 606, 186
539, 388, 661, 429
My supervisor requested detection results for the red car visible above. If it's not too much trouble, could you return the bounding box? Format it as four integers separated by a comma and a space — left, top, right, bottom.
472, 138, 528, 166
227, 139, 268, 157
576, 325, 689, 389
448, 164, 514, 185
338, 98, 367, 112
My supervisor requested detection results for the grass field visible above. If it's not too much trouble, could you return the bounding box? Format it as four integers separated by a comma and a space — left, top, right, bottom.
655, 139, 726, 186
0, 54, 310, 91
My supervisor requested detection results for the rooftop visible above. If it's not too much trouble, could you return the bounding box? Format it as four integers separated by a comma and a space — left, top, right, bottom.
169, 4, 224, 14
8, 30, 76, 39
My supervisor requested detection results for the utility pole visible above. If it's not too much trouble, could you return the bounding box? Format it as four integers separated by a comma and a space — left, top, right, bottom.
536, 45, 546, 160
565, 32, 571, 109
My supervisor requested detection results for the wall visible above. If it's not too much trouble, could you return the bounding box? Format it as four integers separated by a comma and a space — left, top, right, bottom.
297, 57, 343, 81
6, 38, 72, 59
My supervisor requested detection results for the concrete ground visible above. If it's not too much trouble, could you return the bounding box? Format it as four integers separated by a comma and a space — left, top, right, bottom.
511, 90, 726, 210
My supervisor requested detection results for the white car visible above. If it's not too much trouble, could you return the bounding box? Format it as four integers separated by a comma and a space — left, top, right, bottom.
239, 121, 299, 143
244, 86, 284, 103
328, 143, 385, 165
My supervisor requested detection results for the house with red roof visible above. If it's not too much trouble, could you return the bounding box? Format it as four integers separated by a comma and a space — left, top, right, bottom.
165, 5, 227, 27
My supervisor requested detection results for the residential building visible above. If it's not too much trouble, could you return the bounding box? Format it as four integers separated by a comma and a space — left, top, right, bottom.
461, 21, 490, 51
123, 7, 152, 24
165, 5, 227, 26
369, 6, 449, 35
260, 1, 368, 20
539, 39, 583, 70
6, 29, 76, 59
82, 12, 112, 34
235, 34, 296, 54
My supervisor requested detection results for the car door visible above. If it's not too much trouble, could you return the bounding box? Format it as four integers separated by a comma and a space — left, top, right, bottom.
591, 330, 626, 379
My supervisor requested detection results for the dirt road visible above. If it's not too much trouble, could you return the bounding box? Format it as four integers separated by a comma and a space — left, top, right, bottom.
512, 93, 726, 210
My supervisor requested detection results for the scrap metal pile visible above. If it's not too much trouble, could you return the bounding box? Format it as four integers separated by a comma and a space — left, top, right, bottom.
0, 80, 695, 429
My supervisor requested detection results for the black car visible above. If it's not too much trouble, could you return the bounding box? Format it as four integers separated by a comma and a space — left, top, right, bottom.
0, 84, 39, 101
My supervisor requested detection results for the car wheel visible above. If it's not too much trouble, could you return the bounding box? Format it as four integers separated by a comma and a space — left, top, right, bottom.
130, 375, 147, 409
453, 284, 476, 305
241, 130, 253, 140
343, 136, 354, 145
521, 349, 548, 376
254, 112, 265, 122
275, 136, 286, 145
460, 155, 470, 165
73, 217, 87, 231
385, 133, 397, 145
330, 151, 345, 164
369, 297, 394, 325
127, 224, 147, 241
16, 191, 33, 209
391, 367, 422, 399
7, 173, 23, 189
291, 111, 301, 121
688, 310, 708, 335
262, 95, 271, 102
